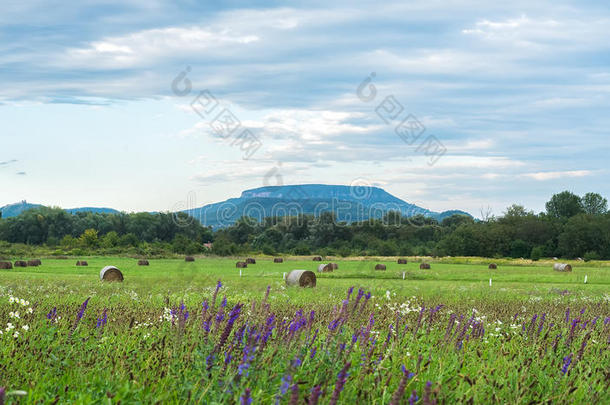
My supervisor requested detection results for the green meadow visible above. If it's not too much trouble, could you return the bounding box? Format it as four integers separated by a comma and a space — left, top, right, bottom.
1, 257, 609, 403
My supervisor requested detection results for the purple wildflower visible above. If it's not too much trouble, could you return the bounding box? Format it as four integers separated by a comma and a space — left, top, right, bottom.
561, 353, 573, 375
309, 386, 322, 405
289, 383, 299, 405
329, 362, 351, 405
77, 297, 90, 320
240, 388, 252, 405
390, 366, 414, 405
408, 390, 419, 405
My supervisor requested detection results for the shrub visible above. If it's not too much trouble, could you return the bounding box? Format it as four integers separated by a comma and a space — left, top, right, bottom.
583, 251, 600, 262
530, 246, 544, 261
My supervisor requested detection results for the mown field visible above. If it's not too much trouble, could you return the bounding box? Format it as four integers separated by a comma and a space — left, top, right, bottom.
1, 256, 609, 404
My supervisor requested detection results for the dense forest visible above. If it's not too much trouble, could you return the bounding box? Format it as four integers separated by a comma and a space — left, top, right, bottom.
0, 191, 608, 259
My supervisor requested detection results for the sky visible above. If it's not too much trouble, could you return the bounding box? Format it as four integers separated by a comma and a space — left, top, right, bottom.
1, 0, 609, 217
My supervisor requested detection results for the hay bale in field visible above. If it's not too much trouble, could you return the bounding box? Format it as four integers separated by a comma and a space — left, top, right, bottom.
76, 260, 88, 266
488, 263, 497, 269
100, 266, 124, 282
27, 260, 39, 267
330, 263, 339, 270
312, 256, 322, 261
317, 263, 333, 272
185, 256, 195, 262
554, 263, 572, 272
576, 257, 584, 262
31, 259, 42, 266
137, 259, 149, 266
375, 264, 386, 271
286, 270, 316, 288
14, 261, 27, 267
420, 263, 431, 270
0, 261, 12, 269
246, 258, 256, 264
552, 257, 558, 260
397, 258, 407, 264
236, 261, 248, 268
274, 258, 284, 263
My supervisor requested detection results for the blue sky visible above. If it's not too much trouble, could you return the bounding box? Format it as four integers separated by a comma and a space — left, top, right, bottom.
1, 0, 608, 217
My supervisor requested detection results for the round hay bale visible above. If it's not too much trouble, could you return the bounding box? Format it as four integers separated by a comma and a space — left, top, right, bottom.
576, 257, 584, 262
27, 260, 40, 267
76, 260, 88, 266
374, 264, 386, 271
330, 263, 339, 270
419, 263, 431, 270
0, 261, 13, 269
397, 258, 407, 264
554, 263, 572, 272
312, 256, 322, 261
273, 258, 284, 263
32, 259, 42, 266
317, 263, 333, 272
14, 261, 27, 268
100, 266, 124, 282
185, 256, 195, 262
137, 259, 149, 266
246, 258, 256, 264
488, 263, 497, 269
552, 257, 559, 260
236, 261, 248, 268
286, 270, 316, 288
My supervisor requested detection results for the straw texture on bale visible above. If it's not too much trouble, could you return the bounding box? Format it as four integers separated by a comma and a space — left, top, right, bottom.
137, 260, 149, 266
286, 270, 316, 288
317, 263, 333, 272
273, 258, 284, 263
397, 259, 407, 264
312, 256, 322, 261
76, 261, 88, 266
236, 262, 247, 268
0, 261, 12, 269
27, 260, 40, 267
374, 264, 386, 271
14, 261, 27, 267
488, 263, 497, 269
420, 263, 431, 269
32, 259, 42, 266
100, 266, 124, 282
185, 256, 195, 262
246, 258, 256, 264
554, 263, 572, 272
330, 263, 339, 270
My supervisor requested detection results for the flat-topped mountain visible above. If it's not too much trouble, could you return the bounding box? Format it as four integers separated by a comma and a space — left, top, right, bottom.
184, 184, 471, 228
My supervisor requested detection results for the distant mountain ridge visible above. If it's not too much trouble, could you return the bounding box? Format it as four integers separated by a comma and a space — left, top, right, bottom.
0, 200, 119, 218
183, 184, 471, 228
1, 185, 472, 227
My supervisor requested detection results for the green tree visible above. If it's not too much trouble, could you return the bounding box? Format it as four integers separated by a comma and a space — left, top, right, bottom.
581, 192, 608, 215
545, 191, 584, 219
79, 229, 99, 248
101, 231, 120, 248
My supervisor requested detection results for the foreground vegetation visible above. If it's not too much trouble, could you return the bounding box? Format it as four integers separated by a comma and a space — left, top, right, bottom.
1, 257, 609, 403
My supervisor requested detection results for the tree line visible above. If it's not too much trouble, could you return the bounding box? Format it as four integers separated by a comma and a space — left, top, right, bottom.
0, 191, 608, 259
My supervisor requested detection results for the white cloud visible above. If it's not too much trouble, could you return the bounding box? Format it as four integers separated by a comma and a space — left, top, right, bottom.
522, 170, 592, 181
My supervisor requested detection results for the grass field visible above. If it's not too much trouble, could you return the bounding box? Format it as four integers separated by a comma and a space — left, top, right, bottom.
1, 256, 609, 403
